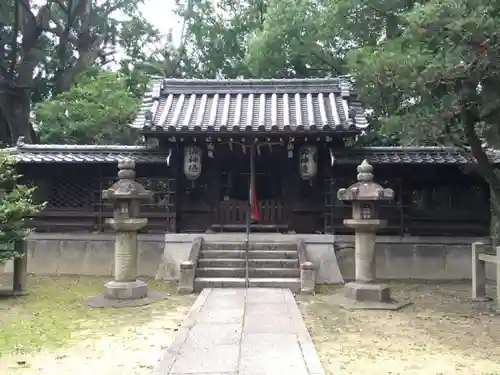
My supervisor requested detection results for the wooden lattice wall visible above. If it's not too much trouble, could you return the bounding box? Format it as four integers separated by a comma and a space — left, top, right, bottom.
23, 163, 177, 233
19, 161, 492, 236
324, 165, 490, 236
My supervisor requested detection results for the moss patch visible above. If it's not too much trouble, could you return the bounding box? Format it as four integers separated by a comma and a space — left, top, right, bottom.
0, 275, 191, 356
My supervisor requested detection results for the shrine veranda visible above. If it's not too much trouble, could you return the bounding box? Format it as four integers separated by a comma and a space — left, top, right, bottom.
2, 77, 497, 281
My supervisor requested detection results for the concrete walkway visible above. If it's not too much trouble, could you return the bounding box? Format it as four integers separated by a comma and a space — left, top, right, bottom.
153, 288, 325, 375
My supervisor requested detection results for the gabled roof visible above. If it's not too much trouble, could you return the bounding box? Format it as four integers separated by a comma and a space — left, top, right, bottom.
132, 78, 369, 134
333, 147, 500, 165
4, 143, 499, 165
3, 144, 169, 163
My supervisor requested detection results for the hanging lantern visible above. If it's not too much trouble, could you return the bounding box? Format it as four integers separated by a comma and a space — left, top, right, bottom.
184, 146, 202, 180
298, 145, 317, 180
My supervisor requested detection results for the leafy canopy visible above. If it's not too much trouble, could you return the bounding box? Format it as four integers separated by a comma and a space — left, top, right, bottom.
35, 70, 141, 145
348, 0, 500, 147
0, 153, 44, 263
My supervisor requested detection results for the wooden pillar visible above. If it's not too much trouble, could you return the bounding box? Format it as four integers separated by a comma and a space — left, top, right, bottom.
12, 240, 28, 296
208, 155, 221, 228
175, 145, 183, 232
282, 152, 296, 231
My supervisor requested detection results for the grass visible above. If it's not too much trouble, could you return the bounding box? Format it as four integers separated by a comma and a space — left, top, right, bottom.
0, 275, 190, 357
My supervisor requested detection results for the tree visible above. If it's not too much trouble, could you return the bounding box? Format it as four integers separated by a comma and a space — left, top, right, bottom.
183, 0, 419, 142
346, 0, 500, 242
31, 6, 195, 145
245, 0, 344, 78
244, 0, 419, 144
35, 70, 141, 145
0, 0, 148, 145
0, 152, 43, 263
180, 0, 268, 78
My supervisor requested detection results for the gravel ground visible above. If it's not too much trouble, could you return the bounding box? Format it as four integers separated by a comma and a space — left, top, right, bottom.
1, 306, 190, 375
0, 276, 195, 375
3, 277, 500, 375
298, 283, 500, 375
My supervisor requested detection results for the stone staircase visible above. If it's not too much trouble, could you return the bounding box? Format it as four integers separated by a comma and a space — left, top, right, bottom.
193, 242, 301, 292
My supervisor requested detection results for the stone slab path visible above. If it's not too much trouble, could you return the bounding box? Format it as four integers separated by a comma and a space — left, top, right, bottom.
153, 288, 325, 375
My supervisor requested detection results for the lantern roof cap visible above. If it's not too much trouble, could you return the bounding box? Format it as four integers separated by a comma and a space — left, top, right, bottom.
337, 159, 394, 201
102, 158, 153, 201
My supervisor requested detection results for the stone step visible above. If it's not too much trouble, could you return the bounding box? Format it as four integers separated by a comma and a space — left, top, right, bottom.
195, 267, 300, 278
248, 278, 301, 293
199, 250, 245, 259
203, 242, 297, 251
198, 258, 299, 268
196, 267, 246, 278
198, 259, 246, 268
247, 250, 298, 259
248, 259, 299, 268
248, 267, 300, 278
194, 277, 246, 292
198, 250, 299, 260
193, 277, 301, 293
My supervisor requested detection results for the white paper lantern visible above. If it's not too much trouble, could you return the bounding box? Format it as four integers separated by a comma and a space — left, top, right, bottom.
184, 146, 202, 180
298, 145, 317, 180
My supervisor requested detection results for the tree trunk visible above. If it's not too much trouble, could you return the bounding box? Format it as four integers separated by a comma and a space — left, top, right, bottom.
0, 110, 11, 145
0, 88, 36, 145
490, 180, 500, 248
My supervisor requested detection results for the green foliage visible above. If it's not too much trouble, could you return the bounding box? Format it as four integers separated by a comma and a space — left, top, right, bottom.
346, 0, 500, 147
182, 0, 266, 78
35, 71, 141, 145
245, 0, 329, 78
0, 152, 44, 263
0, 0, 152, 145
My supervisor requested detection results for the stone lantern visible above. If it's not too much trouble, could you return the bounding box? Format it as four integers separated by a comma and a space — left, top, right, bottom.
87, 158, 164, 307
337, 159, 409, 309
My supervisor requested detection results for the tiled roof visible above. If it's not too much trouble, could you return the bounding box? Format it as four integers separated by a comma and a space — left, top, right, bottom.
132, 78, 369, 133
3, 144, 169, 163
333, 147, 500, 165
4, 144, 499, 165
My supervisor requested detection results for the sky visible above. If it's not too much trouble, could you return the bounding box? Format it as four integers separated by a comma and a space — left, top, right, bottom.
140, 0, 183, 44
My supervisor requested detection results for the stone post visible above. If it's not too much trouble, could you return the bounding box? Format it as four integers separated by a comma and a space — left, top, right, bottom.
178, 261, 195, 294
87, 159, 164, 308
300, 261, 316, 294
12, 240, 28, 296
337, 160, 409, 310
471, 242, 489, 301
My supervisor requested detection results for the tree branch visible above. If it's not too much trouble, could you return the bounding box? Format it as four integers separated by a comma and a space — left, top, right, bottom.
294, 35, 341, 75
8, 0, 20, 79
18, 0, 37, 26
51, 0, 69, 13
462, 100, 500, 189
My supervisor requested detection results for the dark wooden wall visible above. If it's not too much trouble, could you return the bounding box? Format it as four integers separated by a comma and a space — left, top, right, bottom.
18, 149, 491, 237
324, 164, 490, 236
20, 161, 177, 233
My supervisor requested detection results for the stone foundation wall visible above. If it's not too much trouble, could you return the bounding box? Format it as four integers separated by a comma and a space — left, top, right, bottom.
335, 235, 495, 280
0, 233, 494, 281
1, 233, 168, 279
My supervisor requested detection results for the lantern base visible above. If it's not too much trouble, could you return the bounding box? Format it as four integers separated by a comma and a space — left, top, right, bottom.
86, 280, 166, 308
344, 281, 391, 302
338, 282, 411, 310
103, 279, 148, 299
